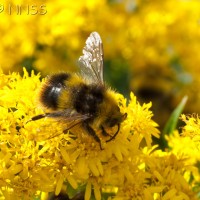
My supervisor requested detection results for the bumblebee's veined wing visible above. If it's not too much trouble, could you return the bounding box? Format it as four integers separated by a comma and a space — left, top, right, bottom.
78, 32, 104, 85
28, 109, 91, 139
44, 109, 91, 122
29, 109, 91, 123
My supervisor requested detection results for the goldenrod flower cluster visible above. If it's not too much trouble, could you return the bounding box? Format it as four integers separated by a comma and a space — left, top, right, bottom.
167, 114, 200, 188
1, 0, 200, 126
0, 69, 199, 200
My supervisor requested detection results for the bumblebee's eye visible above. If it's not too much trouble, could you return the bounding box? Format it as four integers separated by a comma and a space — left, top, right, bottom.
107, 112, 127, 127
106, 117, 119, 127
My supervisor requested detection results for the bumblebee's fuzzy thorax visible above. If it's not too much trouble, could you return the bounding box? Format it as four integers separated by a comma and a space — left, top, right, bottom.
72, 83, 104, 117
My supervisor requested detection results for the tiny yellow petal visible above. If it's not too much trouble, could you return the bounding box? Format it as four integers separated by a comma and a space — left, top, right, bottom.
88, 160, 99, 177
96, 159, 104, 176
60, 146, 71, 164
39, 171, 52, 183
38, 145, 50, 156
146, 186, 165, 193
55, 175, 64, 196
114, 146, 123, 161
2, 153, 12, 167
67, 175, 78, 189
85, 181, 92, 200
163, 188, 177, 200
71, 149, 81, 161
19, 166, 29, 180
176, 192, 189, 200
76, 156, 89, 179
144, 189, 153, 200
94, 183, 101, 200
124, 169, 134, 182
153, 170, 164, 183
10, 164, 23, 175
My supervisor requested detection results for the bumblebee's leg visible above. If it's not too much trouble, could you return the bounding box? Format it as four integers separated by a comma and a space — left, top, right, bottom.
106, 124, 120, 143
100, 125, 112, 137
26, 113, 49, 123
63, 120, 83, 133
83, 122, 103, 149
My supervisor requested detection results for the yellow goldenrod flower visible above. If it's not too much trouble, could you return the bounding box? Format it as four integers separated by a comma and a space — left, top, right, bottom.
167, 114, 200, 185
1, 0, 200, 131
0, 69, 199, 200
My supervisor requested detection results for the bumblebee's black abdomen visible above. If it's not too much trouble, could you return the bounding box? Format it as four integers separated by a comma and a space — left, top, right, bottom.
73, 84, 104, 116
40, 73, 70, 109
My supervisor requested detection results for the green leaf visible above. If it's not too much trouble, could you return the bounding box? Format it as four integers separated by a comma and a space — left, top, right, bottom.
67, 183, 86, 199
161, 96, 188, 148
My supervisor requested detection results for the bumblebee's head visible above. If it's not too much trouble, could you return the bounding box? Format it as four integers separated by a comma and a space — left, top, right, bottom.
104, 105, 127, 128
101, 105, 127, 143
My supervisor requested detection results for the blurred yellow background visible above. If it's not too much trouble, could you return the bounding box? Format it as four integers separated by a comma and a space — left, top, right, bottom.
0, 0, 200, 129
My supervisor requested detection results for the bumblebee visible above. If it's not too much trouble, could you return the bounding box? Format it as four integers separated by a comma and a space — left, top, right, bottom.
30, 32, 127, 148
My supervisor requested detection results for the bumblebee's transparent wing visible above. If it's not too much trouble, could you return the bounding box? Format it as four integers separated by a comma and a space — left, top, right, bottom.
29, 109, 90, 123
78, 32, 104, 85
44, 109, 90, 122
